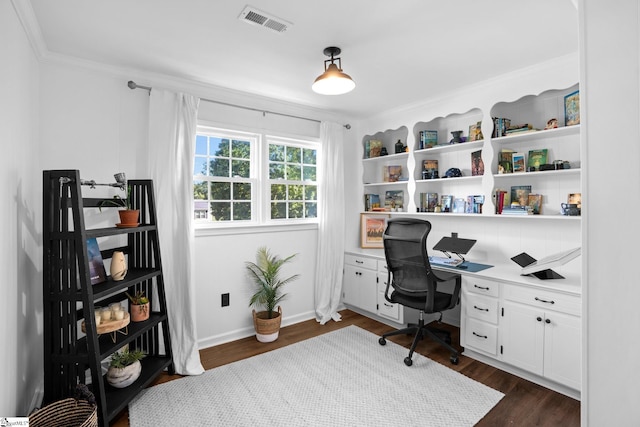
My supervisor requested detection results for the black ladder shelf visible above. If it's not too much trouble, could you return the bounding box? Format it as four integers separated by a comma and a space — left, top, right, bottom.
42, 170, 174, 426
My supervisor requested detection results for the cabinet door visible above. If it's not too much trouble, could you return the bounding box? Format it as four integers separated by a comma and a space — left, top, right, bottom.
343, 264, 377, 313
501, 301, 544, 375
543, 311, 581, 390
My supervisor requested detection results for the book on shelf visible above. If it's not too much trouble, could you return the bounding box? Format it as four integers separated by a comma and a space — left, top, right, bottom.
466, 195, 485, 213
369, 140, 383, 158
512, 152, 526, 173
501, 205, 533, 215
494, 189, 507, 214
527, 194, 542, 214
498, 149, 514, 174
511, 185, 532, 207
87, 238, 107, 285
468, 121, 484, 142
364, 193, 381, 211
505, 123, 537, 135
422, 159, 438, 172
471, 149, 484, 176
452, 198, 466, 213
364, 140, 370, 159
527, 149, 548, 171
385, 190, 404, 211
440, 195, 453, 212
419, 130, 438, 149
492, 117, 511, 138
383, 165, 402, 182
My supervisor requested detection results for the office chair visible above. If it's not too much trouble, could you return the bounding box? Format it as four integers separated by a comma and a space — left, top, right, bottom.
378, 218, 462, 366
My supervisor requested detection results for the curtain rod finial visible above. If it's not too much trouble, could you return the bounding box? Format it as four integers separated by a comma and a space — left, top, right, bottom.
127, 80, 137, 90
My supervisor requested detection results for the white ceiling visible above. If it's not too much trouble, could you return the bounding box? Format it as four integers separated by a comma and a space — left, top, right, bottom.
28, 0, 579, 118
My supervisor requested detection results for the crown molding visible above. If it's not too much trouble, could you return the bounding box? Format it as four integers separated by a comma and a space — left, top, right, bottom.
11, 0, 48, 59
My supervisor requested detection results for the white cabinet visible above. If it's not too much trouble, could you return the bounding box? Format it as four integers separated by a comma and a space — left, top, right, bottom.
376, 259, 403, 323
501, 284, 581, 390
461, 277, 500, 356
342, 253, 377, 314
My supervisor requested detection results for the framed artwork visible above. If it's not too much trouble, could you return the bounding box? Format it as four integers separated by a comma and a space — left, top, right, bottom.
468, 121, 484, 141
564, 90, 580, 126
360, 213, 389, 248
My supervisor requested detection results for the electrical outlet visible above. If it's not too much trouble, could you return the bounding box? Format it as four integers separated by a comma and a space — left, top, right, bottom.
221, 293, 230, 307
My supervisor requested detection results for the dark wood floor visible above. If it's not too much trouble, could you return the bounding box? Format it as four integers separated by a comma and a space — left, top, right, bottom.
112, 309, 580, 426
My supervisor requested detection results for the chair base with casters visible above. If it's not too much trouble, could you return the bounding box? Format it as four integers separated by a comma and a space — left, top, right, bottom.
378, 311, 459, 366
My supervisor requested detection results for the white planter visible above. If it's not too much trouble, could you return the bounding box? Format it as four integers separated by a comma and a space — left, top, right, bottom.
107, 360, 142, 388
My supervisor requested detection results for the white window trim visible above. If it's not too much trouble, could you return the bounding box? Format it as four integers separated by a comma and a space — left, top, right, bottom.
194, 125, 320, 230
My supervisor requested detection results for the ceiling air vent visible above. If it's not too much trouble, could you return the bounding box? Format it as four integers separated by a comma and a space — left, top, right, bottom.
238, 5, 292, 33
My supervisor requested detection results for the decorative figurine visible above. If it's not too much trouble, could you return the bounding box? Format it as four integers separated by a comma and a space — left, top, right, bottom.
110, 251, 128, 281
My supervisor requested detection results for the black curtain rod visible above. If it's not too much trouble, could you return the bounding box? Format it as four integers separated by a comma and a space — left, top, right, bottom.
127, 81, 351, 129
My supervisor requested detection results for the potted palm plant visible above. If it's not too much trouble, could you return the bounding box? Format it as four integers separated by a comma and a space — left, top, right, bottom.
106, 349, 145, 388
246, 247, 299, 343
99, 185, 139, 227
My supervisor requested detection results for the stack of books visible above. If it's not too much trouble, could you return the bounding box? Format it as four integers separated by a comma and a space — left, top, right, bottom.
501, 205, 533, 215
505, 123, 537, 136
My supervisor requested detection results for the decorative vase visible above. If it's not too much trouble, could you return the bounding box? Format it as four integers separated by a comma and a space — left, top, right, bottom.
252, 306, 282, 343
107, 360, 142, 388
117, 209, 139, 227
130, 302, 150, 322
450, 131, 463, 144
110, 251, 127, 281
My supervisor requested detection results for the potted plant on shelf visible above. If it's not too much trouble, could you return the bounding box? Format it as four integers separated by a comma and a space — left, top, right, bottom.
106, 349, 145, 388
99, 185, 139, 227
246, 246, 299, 343
127, 290, 150, 322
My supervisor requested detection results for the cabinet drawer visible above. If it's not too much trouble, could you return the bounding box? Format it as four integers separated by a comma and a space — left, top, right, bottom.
344, 253, 376, 270
465, 292, 499, 324
377, 259, 388, 274
503, 285, 580, 316
377, 272, 390, 293
464, 318, 498, 356
463, 277, 500, 298
377, 292, 400, 321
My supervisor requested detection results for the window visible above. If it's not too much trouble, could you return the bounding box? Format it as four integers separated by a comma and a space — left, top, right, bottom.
194, 126, 319, 226
267, 137, 318, 220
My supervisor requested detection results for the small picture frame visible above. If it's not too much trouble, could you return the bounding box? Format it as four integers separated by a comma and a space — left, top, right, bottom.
468, 121, 484, 142
564, 90, 580, 126
512, 152, 526, 173
360, 213, 389, 248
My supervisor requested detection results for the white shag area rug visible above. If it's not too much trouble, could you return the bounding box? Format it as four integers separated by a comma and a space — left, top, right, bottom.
129, 325, 503, 426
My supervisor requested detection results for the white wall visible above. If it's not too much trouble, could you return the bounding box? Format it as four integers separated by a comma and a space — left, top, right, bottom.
0, 1, 42, 416
581, 0, 640, 424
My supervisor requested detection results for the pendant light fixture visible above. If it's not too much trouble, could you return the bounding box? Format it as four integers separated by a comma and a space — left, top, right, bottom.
312, 47, 356, 95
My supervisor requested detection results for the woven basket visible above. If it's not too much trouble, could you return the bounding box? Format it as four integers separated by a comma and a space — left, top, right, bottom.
253, 306, 282, 335
29, 398, 97, 427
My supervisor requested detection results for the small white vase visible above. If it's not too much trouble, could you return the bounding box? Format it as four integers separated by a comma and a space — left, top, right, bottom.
110, 251, 127, 281
107, 360, 142, 388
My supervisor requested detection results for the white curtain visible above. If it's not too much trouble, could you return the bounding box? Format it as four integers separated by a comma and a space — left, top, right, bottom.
314, 121, 346, 324
148, 89, 204, 375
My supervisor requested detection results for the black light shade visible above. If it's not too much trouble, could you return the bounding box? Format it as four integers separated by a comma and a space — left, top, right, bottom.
312, 47, 355, 95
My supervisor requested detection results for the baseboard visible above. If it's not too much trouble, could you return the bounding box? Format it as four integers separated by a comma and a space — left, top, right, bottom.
197, 310, 317, 349
462, 348, 581, 401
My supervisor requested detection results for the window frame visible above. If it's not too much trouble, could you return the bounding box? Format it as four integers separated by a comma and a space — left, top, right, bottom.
194, 124, 320, 229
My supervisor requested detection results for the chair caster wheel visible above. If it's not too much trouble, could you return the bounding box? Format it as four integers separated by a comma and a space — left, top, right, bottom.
450, 355, 459, 365
404, 357, 413, 366
378, 337, 386, 346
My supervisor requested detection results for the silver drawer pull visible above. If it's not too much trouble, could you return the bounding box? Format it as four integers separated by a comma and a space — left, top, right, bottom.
383, 303, 393, 308
472, 332, 488, 339
474, 284, 490, 291
355, 260, 364, 264
473, 305, 489, 312
535, 297, 555, 304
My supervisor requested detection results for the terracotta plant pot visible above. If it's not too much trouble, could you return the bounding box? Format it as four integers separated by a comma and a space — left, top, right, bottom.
130, 302, 150, 322
252, 306, 282, 343
118, 209, 140, 226
107, 360, 142, 388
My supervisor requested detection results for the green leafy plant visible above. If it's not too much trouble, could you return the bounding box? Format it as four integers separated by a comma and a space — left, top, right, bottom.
99, 185, 133, 211
126, 290, 149, 305
246, 247, 299, 319
109, 349, 145, 368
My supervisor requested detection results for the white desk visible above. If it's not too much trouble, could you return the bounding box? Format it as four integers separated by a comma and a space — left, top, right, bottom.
343, 251, 581, 400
